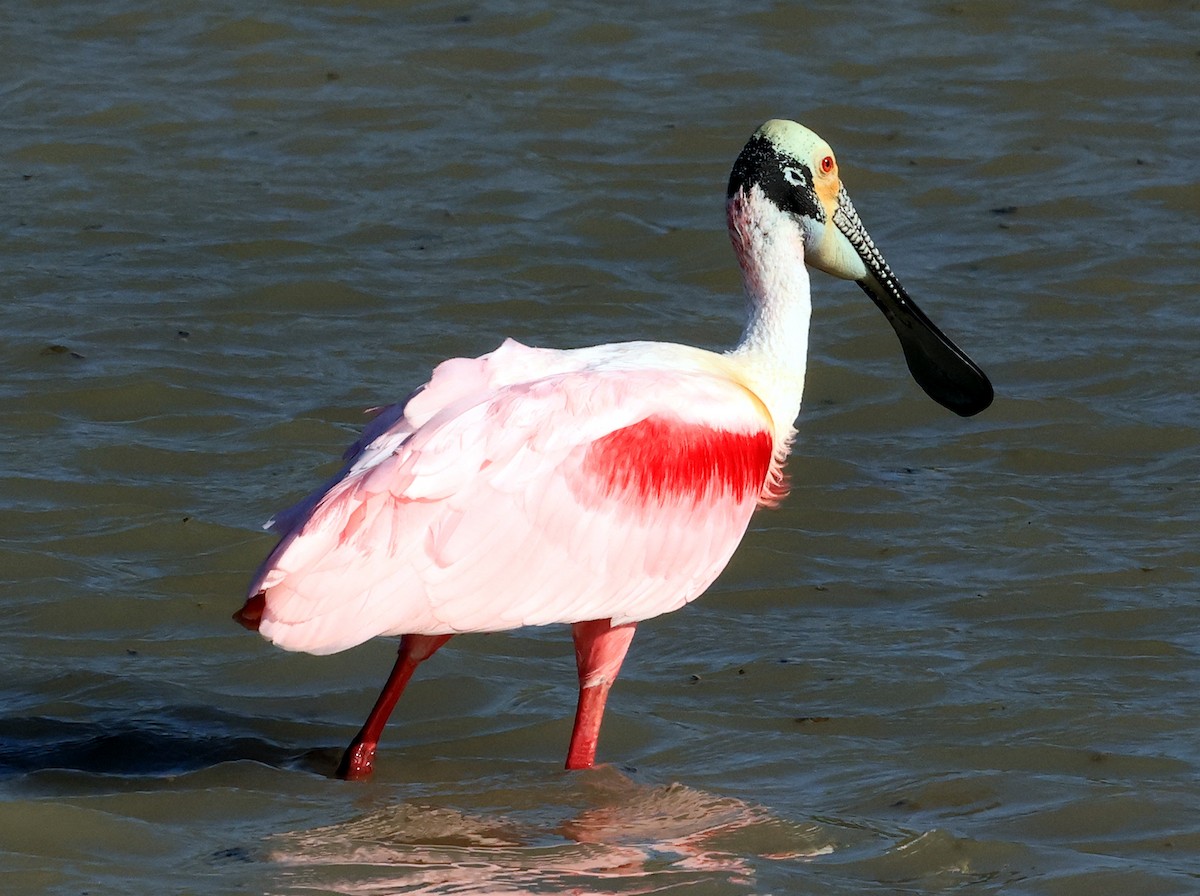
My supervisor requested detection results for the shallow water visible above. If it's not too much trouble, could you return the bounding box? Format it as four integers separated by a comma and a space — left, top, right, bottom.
2, 1, 1198, 894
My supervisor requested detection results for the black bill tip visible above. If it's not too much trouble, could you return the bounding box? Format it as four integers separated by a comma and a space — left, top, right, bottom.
857, 280, 993, 417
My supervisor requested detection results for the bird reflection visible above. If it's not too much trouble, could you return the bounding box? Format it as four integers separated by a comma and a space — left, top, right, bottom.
263, 767, 832, 893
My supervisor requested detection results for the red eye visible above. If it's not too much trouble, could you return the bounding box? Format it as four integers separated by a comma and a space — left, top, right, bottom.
820, 155, 835, 174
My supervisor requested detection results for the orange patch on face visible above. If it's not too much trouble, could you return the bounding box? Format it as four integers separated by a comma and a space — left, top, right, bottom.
814, 154, 841, 221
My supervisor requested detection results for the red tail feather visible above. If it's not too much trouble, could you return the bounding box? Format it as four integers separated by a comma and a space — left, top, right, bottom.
233, 592, 265, 631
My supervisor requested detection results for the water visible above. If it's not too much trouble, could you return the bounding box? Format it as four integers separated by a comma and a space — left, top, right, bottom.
2, 1, 1198, 893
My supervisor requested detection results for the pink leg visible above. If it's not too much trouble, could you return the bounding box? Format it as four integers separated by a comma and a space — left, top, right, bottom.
336, 633, 452, 781
565, 618, 637, 770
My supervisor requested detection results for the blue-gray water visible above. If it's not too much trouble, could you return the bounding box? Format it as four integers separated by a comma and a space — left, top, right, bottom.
2, 2, 1198, 893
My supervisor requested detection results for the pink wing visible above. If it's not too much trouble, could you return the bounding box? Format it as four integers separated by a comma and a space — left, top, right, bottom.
246, 340, 781, 655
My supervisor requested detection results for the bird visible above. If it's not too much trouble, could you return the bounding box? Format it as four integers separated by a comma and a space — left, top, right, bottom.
235, 119, 993, 780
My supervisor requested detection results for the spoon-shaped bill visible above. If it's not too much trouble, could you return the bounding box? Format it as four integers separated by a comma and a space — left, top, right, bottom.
834, 187, 993, 417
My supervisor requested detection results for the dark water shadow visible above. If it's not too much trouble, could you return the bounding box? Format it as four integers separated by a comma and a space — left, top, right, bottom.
0, 709, 327, 780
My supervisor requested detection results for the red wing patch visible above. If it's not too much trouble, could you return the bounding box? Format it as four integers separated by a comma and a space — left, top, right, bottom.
583, 416, 773, 506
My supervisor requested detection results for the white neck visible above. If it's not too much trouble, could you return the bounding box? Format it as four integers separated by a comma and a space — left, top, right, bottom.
724, 187, 812, 430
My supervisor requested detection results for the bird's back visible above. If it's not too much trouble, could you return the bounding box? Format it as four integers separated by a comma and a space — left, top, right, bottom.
244, 339, 784, 654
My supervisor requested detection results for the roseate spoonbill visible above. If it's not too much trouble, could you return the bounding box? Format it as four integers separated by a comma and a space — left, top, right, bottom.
236, 120, 992, 780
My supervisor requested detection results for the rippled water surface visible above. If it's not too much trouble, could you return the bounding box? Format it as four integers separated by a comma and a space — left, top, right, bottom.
2, 1, 1198, 894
